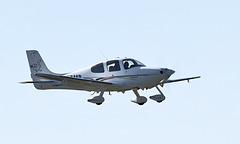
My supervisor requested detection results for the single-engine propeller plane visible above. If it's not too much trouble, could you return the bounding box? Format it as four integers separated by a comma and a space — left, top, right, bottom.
21, 50, 200, 105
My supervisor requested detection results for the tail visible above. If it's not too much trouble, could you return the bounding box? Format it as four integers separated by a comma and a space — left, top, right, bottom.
26, 50, 54, 89
26, 50, 53, 74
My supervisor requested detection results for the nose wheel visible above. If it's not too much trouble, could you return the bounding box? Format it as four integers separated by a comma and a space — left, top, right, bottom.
149, 86, 166, 103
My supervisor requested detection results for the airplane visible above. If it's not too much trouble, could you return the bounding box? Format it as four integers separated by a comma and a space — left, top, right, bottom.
21, 50, 200, 105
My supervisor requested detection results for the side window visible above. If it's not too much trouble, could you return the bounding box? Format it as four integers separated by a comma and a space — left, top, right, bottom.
107, 60, 120, 72
91, 63, 104, 73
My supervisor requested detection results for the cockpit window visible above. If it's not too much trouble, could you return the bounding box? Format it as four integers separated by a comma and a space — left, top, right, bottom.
91, 63, 104, 73
107, 60, 120, 72
123, 59, 145, 69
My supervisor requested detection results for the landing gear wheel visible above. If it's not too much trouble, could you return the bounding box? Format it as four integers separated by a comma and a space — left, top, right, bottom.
138, 103, 145, 105
131, 90, 147, 105
88, 91, 105, 105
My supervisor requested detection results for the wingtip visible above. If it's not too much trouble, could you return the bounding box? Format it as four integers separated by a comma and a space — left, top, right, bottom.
19, 81, 27, 84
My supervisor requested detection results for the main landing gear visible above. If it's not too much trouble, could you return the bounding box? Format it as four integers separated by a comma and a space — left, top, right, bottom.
131, 86, 166, 105
88, 91, 105, 105
88, 86, 166, 105
131, 90, 147, 105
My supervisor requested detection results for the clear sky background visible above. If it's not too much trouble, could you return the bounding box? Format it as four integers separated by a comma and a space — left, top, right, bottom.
0, 0, 240, 144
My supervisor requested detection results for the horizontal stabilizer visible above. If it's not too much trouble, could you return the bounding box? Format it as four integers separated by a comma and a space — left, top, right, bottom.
19, 81, 55, 84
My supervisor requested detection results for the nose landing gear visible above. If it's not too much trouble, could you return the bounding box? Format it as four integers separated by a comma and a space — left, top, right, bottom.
150, 86, 166, 103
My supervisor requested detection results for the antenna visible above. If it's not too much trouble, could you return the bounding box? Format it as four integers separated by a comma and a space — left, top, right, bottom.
99, 50, 108, 60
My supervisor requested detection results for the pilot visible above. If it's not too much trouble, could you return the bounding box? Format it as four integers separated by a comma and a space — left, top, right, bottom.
124, 62, 129, 69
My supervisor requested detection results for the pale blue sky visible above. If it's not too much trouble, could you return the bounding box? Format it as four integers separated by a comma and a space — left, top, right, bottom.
0, 0, 240, 144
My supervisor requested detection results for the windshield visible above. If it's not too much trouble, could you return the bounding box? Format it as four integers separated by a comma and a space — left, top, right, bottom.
123, 59, 145, 69
135, 59, 145, 66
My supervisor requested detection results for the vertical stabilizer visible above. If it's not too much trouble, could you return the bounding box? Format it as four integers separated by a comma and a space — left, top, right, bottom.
26, 50, 53, 74
26, 50, 54, 89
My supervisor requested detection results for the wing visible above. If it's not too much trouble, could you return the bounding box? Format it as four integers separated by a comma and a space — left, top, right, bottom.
31, 73, 125, 91
20, 73, 128, 91
34, 73, 114, 86
163, 76, 201, 84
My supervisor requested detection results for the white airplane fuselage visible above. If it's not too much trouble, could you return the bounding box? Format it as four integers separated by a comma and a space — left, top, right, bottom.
48, 58, 174, 92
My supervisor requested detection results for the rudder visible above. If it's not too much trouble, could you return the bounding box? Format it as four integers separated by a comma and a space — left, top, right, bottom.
23, 50, 62, 90
26, 50, 54, 87
26, 50, 53, 74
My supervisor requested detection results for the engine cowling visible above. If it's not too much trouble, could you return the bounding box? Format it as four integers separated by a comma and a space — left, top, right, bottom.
131, 96, 147, 105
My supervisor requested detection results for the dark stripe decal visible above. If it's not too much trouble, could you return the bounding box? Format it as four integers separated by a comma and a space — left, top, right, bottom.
84, 74, 155, 81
